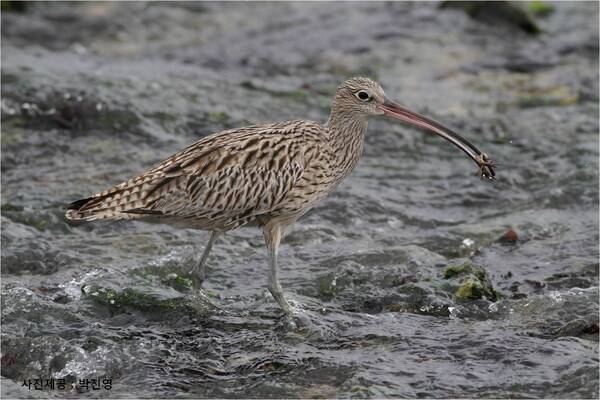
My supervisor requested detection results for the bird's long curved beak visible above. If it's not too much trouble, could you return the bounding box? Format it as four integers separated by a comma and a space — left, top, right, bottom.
379, 98, 496, 180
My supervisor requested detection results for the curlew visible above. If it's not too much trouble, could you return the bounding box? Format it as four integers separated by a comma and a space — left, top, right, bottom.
66, 77, 496, 314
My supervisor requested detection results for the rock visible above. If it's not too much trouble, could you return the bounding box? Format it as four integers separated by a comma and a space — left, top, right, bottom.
162, 273, 193, 292
555, 319, 600, 338
81, 284, 215, 314
443, 261, 500, 302
517, 85, 579, 108
1, 88, 142, 135
527, 1, 555, 16
440, 1, 542, 34
499, 229, 518, 244
0, 1, 27, 12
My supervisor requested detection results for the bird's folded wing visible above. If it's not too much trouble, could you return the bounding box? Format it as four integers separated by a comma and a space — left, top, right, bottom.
67, 122, 322, 224
147, 144, 314, 222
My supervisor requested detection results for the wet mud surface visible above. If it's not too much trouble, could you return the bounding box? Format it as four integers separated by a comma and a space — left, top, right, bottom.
1, 2, 598, 398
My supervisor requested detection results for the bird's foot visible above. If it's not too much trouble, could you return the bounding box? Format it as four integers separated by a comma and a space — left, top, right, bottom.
288, 311, 313, 330
277, 308, 311, 330
276, 306, 334, 340
267, 288, 314, 330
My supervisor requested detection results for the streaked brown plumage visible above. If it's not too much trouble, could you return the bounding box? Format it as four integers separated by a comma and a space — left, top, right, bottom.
66, 77, 495, 314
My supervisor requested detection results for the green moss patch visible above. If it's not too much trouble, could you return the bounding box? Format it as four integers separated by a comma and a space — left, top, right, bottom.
162, 273, 193, 292
82, 284, 196, 312
443, 264, 467, 279
443, 261, 501, 302
1, 203, 24, 212
528, 1, 554, 16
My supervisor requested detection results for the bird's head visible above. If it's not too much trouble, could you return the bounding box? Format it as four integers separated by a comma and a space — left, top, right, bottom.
334, 77, 387, 117
334, 76, 496, 180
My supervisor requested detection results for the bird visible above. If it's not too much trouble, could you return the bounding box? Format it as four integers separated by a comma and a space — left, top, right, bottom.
65, 77, 496, 315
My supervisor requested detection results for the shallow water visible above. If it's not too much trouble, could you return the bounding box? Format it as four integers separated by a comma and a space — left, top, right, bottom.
1, 2, 598, 398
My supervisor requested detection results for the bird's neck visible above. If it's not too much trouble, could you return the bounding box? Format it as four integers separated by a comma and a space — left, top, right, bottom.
325, 109, 368, 175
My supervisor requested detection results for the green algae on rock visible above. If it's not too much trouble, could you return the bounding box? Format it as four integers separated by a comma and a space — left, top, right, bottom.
440, 1, 542, 34
81, 284, 214, 314
443, 261, 501, 302
527, 1, 555, 16
3, 210, 48, 231
1, 203, 24, 212
162, 273, 194, 292
443, 263, 468, 279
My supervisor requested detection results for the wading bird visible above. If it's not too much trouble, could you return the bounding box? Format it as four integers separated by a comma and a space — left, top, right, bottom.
66, 77, 495, 314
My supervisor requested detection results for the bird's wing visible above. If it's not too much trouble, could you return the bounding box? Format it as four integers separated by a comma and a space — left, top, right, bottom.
139, 143, 307, 227
67, 121, 322, 227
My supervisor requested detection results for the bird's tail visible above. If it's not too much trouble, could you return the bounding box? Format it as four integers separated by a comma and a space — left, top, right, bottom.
65, 174, 162, 221
65, 196, 131, 221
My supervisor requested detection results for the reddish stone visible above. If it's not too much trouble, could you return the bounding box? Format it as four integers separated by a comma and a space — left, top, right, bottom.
502, 229, 518, 242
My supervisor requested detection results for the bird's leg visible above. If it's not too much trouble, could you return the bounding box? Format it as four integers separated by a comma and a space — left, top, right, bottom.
189, 231, 220, 287
263, 223, 292, 314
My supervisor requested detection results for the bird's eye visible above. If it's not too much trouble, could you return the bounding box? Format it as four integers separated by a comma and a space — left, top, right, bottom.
356, 91, 371, 101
